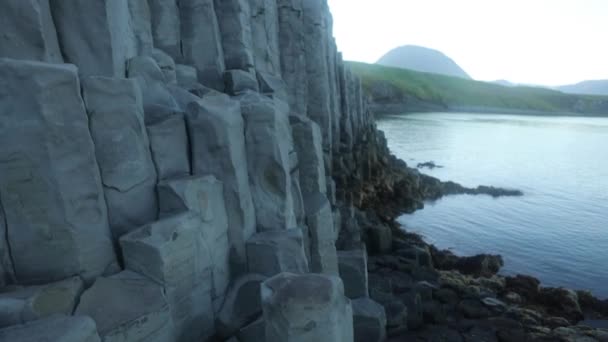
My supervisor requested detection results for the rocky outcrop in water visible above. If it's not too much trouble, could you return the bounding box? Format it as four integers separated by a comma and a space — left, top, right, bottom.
0, 1, 605, 341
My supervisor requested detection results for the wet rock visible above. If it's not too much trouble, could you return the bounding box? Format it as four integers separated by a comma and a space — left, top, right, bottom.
432, 247, 503, 277
216, 274, 267, 338
51, 0, 137, 77
157, 176, 230, 298
75, 271, 174, 342
0, 315, 101, 342
82, 76, 158, 238
261, 272, 353, 342
186, 93, 256, 270
0, 59, 117, 284
539, 287, 584, 323
505, 274, 541, 301
352, 297, 387, 342
0, 0, 62, 62
338, 249, 369, 298
246, 229, 309, 277
179, 0, 225, 90
0, 277, 83, 328
458, 299, 492, 319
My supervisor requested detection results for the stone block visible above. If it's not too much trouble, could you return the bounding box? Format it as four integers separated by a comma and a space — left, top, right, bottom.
157, 176, 230, 298
0, 59, 117, 284
0, 315, 101, 342
50, 0, 137, 77
352, 297, 387, 342
249, 0, 281, 75
216, 274, 267, 337
127, 0, 154, 54
148, 0, 181, 59
214, 0, 255, 70
225, 69, 259, 95
0, 0, 62, 62
261, 273, 353, 342
82, 76, 158, 239
186, 93, 256, 270
290, 115, 327, 198
146, 114, 191, 180
75, 271, 174, 342
246, 230, 309, 277
176, 64, 199, 88
305, 194, 338, 275
338, 249, 369, 299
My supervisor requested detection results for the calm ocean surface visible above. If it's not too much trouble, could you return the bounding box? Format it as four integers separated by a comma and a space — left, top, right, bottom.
378, 112, 608, 298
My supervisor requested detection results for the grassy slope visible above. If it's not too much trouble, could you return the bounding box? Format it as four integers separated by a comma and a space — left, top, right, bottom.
349, 61, 608, 115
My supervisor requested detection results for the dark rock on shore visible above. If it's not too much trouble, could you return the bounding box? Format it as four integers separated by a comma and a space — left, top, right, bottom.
417, 161, 443, 169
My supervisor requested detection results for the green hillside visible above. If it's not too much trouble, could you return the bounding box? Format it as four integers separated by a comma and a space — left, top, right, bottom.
348, 61, 608, 116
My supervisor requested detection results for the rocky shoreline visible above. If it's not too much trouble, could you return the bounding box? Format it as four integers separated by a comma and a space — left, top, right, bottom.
351, 146, 608, 341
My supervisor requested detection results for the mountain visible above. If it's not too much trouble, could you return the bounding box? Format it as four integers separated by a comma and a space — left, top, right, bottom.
349, 61, 608, 116
557, 80, 608, 96
377, 45, 471, 79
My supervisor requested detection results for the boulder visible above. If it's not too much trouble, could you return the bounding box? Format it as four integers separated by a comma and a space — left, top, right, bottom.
239, 92, 297, 231
157, 176, 230, 298
0, 315, 101, 342
237, 318, 265, 342
539, 287, 584, 323
246, 230, 309, 277
186, 93, 256, 270
338, 249, 369, 298
214, 0, 255, 70
249, 0, 281, 75
216, 274, 267, 338
75, 271, 174, 342
505, 274, 540, 300
277, 0, 308, 115
0, 59, 117, 284
146, 114, 191, 180
290, 115, 327, 198
225, 69, 260, 95
147, 0, 181, 59
179, 0, 226, 90
0, 276, 83, 328
305, 194, 339, 275
261, 273, 353, 342
50, 0, 137, 77
127, 0, 154, 54
0, 0, 62, 62
82, 76, 158, 239
352, 297, 387, 342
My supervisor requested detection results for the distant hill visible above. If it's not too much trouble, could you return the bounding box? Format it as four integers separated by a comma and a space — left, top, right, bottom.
349, 61, 608, 116
557, 80, 608, 96
377, 45, 471, 80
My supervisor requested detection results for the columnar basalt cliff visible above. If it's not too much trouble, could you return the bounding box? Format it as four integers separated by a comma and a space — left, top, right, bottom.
1, 1, 607, 342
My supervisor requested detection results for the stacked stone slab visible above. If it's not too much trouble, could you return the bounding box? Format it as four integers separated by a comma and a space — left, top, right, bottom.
120, 211, 215, 341
261, 273, 353, 342
82, 76, 159, 239
186, 93, 256, 271
0, 59, 118, 284
157, 176, 231, 301
51, 0, 137, 77
0, 0, 63, 63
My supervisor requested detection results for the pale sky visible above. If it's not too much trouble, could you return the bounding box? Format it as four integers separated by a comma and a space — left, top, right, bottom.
327, 0, 608, 86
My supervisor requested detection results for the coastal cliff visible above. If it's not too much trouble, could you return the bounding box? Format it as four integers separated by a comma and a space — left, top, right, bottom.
0, 1, 606, 342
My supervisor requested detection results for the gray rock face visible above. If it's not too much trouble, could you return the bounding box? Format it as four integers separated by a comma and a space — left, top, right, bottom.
0, 59, 117, 284
305, 194, 338, 275
127, 0, 154, 54
148, 0, 181, 59
239, 92, 297, 231
237, 318, 265, 342
0, 204, 13, 287
146, 114, 191, 180
120, 212, 215, 342
0, 0, 63, 62
257, 71, 289, 102
302, 0, 332, 155
0, 277, 83, 328
216, 274, 267, 338
246, 230, 309, 277
0, 315, 101, 342
290, 115, 327, 198
214, 0, 255, 70
82, 76, 158, 239
51, 0, 137, 77
157, 176, 231, 298
261, 272, 353, 342
352, 297, 387, 342
186, 94, 256, 270
175, 64, 199, 88
249, 0, 281, 75
225, 69, 260, 95
277, 0, 308, 115
151, 49, 178, 85
179, 0, 226, 90
75, 271, 174, 342
127, 54, 179, 115
338, 249, 369, 298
